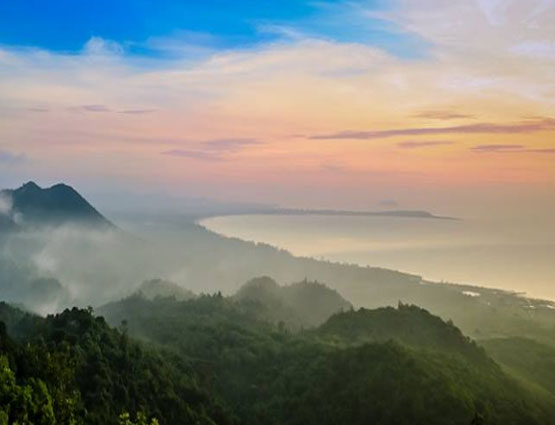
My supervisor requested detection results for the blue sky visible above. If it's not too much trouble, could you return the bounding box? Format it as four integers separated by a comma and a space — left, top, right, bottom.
0, 0, 423, 57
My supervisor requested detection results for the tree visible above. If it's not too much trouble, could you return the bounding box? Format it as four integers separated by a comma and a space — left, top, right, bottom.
118, 412, 159, 425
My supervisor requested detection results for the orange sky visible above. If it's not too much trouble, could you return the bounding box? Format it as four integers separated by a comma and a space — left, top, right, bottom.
0, 0, 554, 217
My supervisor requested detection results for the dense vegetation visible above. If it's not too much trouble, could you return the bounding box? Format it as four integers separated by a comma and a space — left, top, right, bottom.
481, 337, 555, 397
98, 289, 555, 425
3, 278, 555, 424
233, 276, 352, 329
0, 303, 234, 425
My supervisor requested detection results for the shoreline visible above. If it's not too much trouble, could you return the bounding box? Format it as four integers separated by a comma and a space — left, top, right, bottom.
198, 214, 555, 305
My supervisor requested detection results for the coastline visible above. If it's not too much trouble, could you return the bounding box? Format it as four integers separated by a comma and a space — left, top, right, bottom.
197, 213, 555, 305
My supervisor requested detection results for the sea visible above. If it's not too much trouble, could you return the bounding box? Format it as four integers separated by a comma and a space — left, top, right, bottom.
200, 214, 555, 300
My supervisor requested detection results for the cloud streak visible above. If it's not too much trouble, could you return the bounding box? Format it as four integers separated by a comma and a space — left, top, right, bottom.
118, 109, 157, 115
0, 150, 26, 165
397, 140, 455, 149
162, 138, 261, 161
201, 138, 261, 151
471, 144, 555, 154
413, 111, 474, 120
311, 119, 555, 140
162, 149, 224, 161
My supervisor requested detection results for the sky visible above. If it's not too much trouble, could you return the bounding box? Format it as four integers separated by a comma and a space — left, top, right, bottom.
1, 0, 554, 217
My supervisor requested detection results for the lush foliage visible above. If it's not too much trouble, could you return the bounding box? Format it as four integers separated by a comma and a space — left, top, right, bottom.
100, 295, 555, 425
481, 337, 555, 396
0, 303, 234, 425
4, 286, 555, 425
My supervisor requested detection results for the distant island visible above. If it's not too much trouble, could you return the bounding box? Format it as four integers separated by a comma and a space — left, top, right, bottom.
202, 208, 457, 221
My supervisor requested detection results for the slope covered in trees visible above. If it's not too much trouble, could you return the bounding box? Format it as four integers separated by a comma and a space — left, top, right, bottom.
481, 337, 555, 397
233, 276, 352, 329
0, 302, 235, 425
3, 280, 555, 425
99, 293, 555, 425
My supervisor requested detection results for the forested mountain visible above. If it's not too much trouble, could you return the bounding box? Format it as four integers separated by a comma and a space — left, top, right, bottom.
3, 283, 555, 424
234, 276, 352, 328
0, 302, 235, 425
133, 279, 196, 301
98, 291, 555, 425
481, 337, 555, 397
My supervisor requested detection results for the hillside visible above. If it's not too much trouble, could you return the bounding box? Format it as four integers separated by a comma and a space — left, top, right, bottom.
98, 293, 555, 425
234, 276, 352, 329
134, 279, 196, 301
0, 302, 235, 425
481, 337, 555, 397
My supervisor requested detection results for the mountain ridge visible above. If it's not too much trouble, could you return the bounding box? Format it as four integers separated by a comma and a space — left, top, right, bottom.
0, 181, 113, 229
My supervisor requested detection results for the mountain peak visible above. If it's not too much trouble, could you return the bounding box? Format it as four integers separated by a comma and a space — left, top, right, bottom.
19, 181, 41, 191
2, 181, 113, 229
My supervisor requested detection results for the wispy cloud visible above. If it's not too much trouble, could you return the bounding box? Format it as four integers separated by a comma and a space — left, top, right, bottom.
471, 145, 555, 154
320, 162, 348, 173
25, 107, 49, 113
201, 138, 261, 151
311, 119, 555, 140
471, 144, 524, 152
525, 148, 555, 154
378, 199, 399, 208
413, 111, 474, 120
162, 149, 224, 161
69, 104, 111, 113
162, 138, 261, 161
397, 140, 455, 149
0, 150, 26, 165
118, 109, 156, 115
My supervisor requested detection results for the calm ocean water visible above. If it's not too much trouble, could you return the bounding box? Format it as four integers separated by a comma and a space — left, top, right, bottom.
200, 214, 555, 300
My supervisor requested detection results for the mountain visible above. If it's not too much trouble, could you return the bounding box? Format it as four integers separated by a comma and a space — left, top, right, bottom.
97, 294, 555, 425
482, 337, 555, 397
234, 276, 352, 328
0, 214, 17, 233
316, 303, 482, 356
0, 303, 235, 425
0, 181, 112, 228
134, 278, 196, 301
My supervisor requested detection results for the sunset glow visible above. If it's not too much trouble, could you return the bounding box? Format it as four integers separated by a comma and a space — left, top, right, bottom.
1, 0, 554, 215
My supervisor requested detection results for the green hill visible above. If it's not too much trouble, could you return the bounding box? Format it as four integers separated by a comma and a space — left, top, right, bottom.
482, 337, 555, 397
0, 302, 235, 425
99, 294, 555, 425
234, 276, 352, 329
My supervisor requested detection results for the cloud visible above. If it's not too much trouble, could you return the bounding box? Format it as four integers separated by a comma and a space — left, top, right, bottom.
311, 118, 555, 140
80, 104, 111, 112
162, 138, 261, 161
397, 140, 455, 149
525, 148, 555, 154
320, 163, 348, 173
0, 0, 554, 203
378, 199, 399, 208
201, 138, 261, 151
413, 111, 474, 120
83, 37, 124, 56
471, 144, 555, 154
471, 144, 524, 152
0, 150, 26, 165
25, 107, 49, 113
118, 109, 156, 115
162, 149, 224, 161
